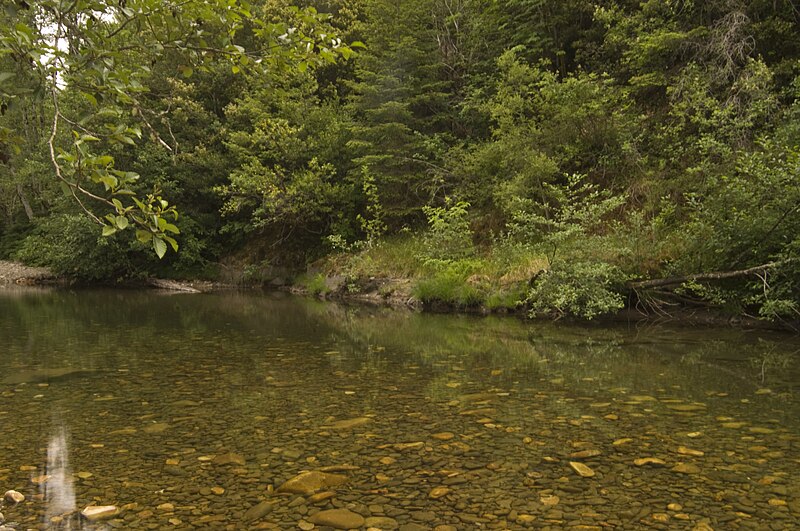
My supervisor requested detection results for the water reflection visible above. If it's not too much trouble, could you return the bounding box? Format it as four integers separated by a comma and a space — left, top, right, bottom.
45, 426, 75, 525
0, 289, 797, 529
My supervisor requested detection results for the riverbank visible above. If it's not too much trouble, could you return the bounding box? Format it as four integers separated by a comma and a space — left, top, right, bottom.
286, 272, 800, 332
3, 257, 796, 332
0, 260, 59, 285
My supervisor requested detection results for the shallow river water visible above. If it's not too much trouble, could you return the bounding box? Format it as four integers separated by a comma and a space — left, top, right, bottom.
0, 288, 798, 530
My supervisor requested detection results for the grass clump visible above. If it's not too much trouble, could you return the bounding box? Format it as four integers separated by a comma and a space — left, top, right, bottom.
412, 262, 485, 307
296, 273, 328, 297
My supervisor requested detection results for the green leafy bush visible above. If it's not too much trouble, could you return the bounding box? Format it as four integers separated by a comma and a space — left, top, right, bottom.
418, 199, 474, 265
15, 214, 143, 281
527, 261, 626, 319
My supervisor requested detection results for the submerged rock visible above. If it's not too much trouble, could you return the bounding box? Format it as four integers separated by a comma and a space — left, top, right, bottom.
276, 470, 348, 495
569, 461, 596, 477
213, 452, 246, 466
324, 417, 372, 429
671, 463, 701, 474
308, 508, 365, 529
365, 516, 399, 529
3, 490, 24, 504
243, 500, 274, 522
81, 505, 119, 521
634, 458, 667, 467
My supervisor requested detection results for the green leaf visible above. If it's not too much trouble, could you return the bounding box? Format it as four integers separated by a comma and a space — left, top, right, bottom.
99, 175, 118, 190
136, 229, 152, 244
102, 225, 117, 237
115, 216, 129, 230
81, 92, 98, 106
153, 237, 167, 258
0, 72, 15, 84
163, 235, 179, 252
231, 65, 240, 74
180, 66, 194, 78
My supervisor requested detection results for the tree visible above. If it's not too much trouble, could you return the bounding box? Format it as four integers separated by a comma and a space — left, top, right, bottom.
0, 0, 351, 257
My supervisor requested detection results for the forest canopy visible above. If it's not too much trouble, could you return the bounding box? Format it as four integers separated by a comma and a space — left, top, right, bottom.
1, 0, 799, 322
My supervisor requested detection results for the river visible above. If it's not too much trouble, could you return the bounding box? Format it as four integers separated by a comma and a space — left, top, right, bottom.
0, 288, 798, 529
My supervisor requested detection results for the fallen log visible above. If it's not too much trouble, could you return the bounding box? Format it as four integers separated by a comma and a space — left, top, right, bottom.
147, 278, 202, 293
628, 259, 795, 290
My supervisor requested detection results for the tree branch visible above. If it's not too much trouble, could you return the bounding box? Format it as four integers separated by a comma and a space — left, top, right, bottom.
628, 259, 797, 289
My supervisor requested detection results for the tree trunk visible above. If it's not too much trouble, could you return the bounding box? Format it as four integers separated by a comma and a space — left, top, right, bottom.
17, 184, 35, 221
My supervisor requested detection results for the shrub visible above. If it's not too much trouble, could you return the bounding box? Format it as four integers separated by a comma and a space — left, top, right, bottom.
418, 199, 474, 265
527, 261, 626, 319
14, 214, 144, 282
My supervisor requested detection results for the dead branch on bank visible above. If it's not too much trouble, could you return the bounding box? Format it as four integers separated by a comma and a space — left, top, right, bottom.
628, 259, 795, 290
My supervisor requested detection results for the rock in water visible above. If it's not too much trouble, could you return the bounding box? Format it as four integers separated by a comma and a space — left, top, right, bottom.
365, 516, 399, 529
569, 461, 596, 477
3, 490, 24, 504
324, 417, 372, 430
212, 453, 246, 466
276, 471, 348, 495
568, 449, 602, 459
676, 446, 704, 457
243, 501, 274, 522
429, 486, 450, 499
671, 463, 701, 474
81, 505, 119, 521
634, 457, 667, 467
308, 508, 365, 529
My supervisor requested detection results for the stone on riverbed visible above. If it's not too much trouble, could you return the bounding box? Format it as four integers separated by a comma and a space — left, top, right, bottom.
323, 417, 372, 429
81, 505, 119, 521
242, 500, 274, 522
213, 452, 246, 466
308, 508, 365, 529
671, 463, 701, 474
676, 446, 704, 457
569, 449, 602, 459
276, 470, 348, 495
365, 516, 399, 529
569, 461, 595, 477
634, 458, 667, 467
3, 490, 24, 504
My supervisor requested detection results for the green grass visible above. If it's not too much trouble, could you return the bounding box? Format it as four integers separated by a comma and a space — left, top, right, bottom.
309, 233, 552, 311
412, 266, 484, 307
296, 273, 328, 296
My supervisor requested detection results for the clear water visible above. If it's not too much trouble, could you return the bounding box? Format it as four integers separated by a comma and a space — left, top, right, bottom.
0, 288, 798, 530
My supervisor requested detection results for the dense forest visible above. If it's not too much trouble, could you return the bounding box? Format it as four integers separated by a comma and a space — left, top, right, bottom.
1, 0, 799, 323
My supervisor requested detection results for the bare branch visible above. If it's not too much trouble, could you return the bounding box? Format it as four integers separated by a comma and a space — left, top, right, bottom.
628, 259, 797, 290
